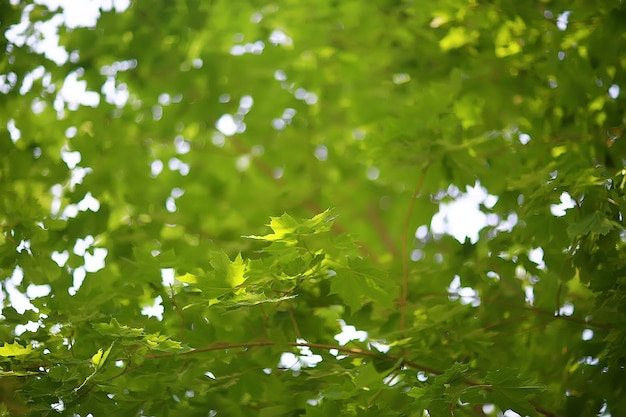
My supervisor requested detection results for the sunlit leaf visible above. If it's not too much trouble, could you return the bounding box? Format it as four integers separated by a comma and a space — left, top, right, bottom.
93, 319, 145, 338
91, 343, 113, 369
176, 272, 197, 284
0, 342, 33, 357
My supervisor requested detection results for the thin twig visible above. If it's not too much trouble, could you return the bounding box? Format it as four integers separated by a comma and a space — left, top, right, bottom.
531, 306, 612, 330
400, 167, 429, 336
288, 308, 301, 339
530, 401, 564, 417
481, 313, 535, 331
366, 389, 385, 408
419, 291, 613, 330
123, 339, 560, 416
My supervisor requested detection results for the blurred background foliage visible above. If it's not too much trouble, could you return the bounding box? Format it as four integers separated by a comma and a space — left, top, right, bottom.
1, 0, 625, 416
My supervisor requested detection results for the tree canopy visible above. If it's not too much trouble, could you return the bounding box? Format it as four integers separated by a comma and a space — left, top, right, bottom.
1, 1, 625, 416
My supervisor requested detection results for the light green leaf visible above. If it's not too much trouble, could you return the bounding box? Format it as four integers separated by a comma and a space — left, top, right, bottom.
176, 272, 197, 284
0, 342, 33, 357
93, 318, 145, 338
439, 27, 477, 51
144, 333, 187, 352
210, 250, 247, 288
245, 213, 300, 243
91, 343, 113, 369
228, 253, 247, 287
245, 210, 335, 244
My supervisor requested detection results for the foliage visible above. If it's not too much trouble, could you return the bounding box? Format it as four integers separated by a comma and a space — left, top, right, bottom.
1, 1, 625, 416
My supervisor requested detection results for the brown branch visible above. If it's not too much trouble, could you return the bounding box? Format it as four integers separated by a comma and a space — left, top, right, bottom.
146, 340, 439, 376
401, 357, 446, 376
481, 313, 535, 331
244, 321, 261, 339
366, 389, 385, 408
145, 341, 374, 362
480, 294, 613, 330
400, 167, 429, 336
288, 308, 301, 339
531, 306, 612, 330
69, 338, 559, 417
104, 361, 139, 383
418, 291, 613, 331
147, 341, 276, 359
530, 401, 564, 417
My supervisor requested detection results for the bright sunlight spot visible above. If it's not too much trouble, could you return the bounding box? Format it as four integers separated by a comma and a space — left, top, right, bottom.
431, 182, 499, 243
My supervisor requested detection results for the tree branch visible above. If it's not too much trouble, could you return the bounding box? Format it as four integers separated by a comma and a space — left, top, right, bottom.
145, 339, 560, 416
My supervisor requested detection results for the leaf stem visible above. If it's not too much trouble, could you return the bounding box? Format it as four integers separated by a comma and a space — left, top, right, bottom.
288, 307, 301, 339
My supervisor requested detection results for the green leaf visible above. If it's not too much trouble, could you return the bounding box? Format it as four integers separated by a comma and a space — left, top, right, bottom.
143, 333, 187, 352
245, 213, 301, 244
93, 318, 145, 338
567, 212, 622, 238
0, 341, 33, 357
485, 368, 546, 417
439, 27, 476, 51
330, 259, 393, 311
228, 253, 247, 287
245, 209, 335, 244
176, 272, 197, 284
353, 362, 386, 391
210, 250, 247, 288
91, 343, 113, 369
